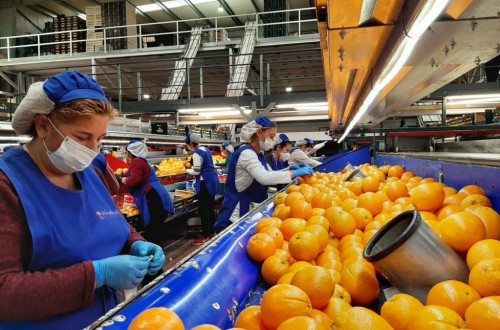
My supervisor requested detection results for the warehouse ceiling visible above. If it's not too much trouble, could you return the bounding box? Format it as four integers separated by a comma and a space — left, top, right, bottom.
316, 0, 500, 131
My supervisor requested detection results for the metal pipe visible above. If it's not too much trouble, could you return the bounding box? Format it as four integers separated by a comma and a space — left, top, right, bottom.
117, 64, 122, 112
199, 67, 204, 98
259, 54, 264, 106
442, 97, 447, 126
137, 71, 142, 101
266, 62, 271, 95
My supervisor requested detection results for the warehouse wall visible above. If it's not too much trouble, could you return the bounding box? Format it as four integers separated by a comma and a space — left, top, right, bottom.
15, 7, 46, 35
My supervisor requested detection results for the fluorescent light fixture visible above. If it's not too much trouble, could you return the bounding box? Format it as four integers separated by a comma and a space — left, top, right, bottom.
277, 102, 328, 108
338, 0, 451, 143
78, 14, 86, 21
195, 110, 252, 117
178, 107, 233, 114
137, 0, 218, 13
143, 94, 151, 99
447, 97, 500, 105
447, 93, 500, 100
285, 87, 292, 92
218, 5, 224, 12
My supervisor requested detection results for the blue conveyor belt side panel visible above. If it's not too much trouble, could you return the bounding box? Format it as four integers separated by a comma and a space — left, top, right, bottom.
315, 144, 372, 173
375, 154, 500, 211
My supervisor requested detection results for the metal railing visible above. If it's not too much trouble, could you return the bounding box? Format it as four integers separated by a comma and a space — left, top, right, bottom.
0, 7, 318, 61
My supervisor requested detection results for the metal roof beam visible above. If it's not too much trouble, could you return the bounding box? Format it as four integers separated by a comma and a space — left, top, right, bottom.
55, 0, 84, 15
249, 0, 260, 12
217, 0, 242, 25
185, 0, 215, 28
151, 0, 191, 30
34, 4, 58, 17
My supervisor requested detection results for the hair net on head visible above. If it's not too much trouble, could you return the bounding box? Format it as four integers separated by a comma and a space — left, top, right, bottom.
240, 116, 275, 142
295, 139, 307, 147
126, 141, 148, 158
12, 71, 109, 135
304, 138, 315, 144
222, 142, 234, 153
276, 133, 290, 144
185, 132, 201, 144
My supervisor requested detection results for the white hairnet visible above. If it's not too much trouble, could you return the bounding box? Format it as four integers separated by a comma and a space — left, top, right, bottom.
127, 141, 148, 158
240, 120, 262, 142
12, 82, 55, 135
225, 144, 234, 153
295, 139, 307, 147
187, 132, 201, 144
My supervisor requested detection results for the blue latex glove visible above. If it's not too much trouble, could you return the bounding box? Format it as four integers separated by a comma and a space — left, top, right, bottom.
290, 163, 308, 170
131, 241, 166, 275
320, 155, 326, 161
292, 165, 314, 177
93, 255, 150, 290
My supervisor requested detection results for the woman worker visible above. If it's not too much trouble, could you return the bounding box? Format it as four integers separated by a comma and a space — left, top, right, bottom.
185, 133, 220, 245
0, 71, 164, 329
119, 140, 175, 246
215, 142, 234, 168
288, 138, 325, 168
265, 133, 292, 171
213, 116, 314, 233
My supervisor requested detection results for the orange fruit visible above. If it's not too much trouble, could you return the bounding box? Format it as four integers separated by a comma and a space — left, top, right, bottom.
340, 198, 358, 212
406, 305, 465, 330
261, 284, 312, 330
427, 280, 481, 318
468, 258, 500, 297
443, 186, 458, 197
357, 192, 384, 216
410, 182, 445, 211
380, 293, 424, 330
400, 171, 415, 181
274, 192, 288, 206
291, 266, 335, 309
274, 249, 292, 262
280, 218, 307, 241
469, 207, 500, 239
460, 194, 492, 209
459, 185, 486, 196
362, 230, 378, 247
287, 184, 301, 193
364, 221, 383, 232
420, 211, 438, 222
260, 226, 285, 250
420, 177, 437, 184
347, 180, 363, 196
384, 181, 409, 202
440, 212, 486, 252
261, 255, 290, 285
436, 205, 462, 221
339, 262, 379, 306
305, 224, 330, 252
315, 251, 342, 272
191, 325, 221, 330
247, 233, 276, 262
289, 200, 313, 220
256, 217, 283, 233
348, 207, 373, 230
388, 165, 404, 178
338, 234, 362, 251
466, 239, 500, 270
289, 260, 314, 273
339, 246, 364, 262
307, 215, 330, 231
285, 191, 305, 206
299, 186, 316, 203
272, 204, 291, 220
394, 196, 412, 207
288, 231, 320, 262
332, 306, 393, 330
276, 316, 323, 330
234, 306, 268, 330
310, 192, 335, 209
329, 210, 357, 239
277, 272, 296, 285
465, 296, 500, 330
444, 193, 468, 206
129, 307, 185, 330
321, 297, 351, 322
361, 176, 380, 193
332, 284, 352, 304
379, 165, 391, 174
309, 309, 333, 330
311, 208, 326, 216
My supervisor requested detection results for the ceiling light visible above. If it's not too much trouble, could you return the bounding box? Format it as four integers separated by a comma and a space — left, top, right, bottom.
137, 0, 218, 13
143, 94, 151, 99
218, 5, 224, 13
338, 0, 451, 143
276, 102, 328, 108
285, 87, 292, 92
446, 93, 500, 101
178, 107, 233, 114
77, 14, 86, 20
197, 110, 250, 117
447, 97, 500, 105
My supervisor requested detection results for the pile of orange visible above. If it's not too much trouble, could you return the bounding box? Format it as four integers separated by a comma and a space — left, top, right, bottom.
127, 164, 499, 330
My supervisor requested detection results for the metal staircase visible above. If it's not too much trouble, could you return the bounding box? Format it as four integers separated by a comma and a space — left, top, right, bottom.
161, 26, 204, 100
226, 21, 258, 98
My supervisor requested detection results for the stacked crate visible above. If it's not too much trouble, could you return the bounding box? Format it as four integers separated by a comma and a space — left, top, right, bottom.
263, 0, 288, 38
86, 5, 104, 52
102, 1, 137, 51
52, 15, 86, 54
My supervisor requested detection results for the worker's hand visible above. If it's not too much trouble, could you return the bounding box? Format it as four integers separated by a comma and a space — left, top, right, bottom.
290, 163, 308, 170
292, 164, 314, 178
92, 255, 150, 290
131, 241, 166, 275
115, 173, 123, 182
320, 155, 326, 161
315, 141, 327, 150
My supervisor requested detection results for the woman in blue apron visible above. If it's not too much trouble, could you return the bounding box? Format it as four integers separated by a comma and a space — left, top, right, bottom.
215, 142, 234, 174
265, 133, 292, 171
288, 138, 325, 168
120, 141, 175, 246
0, 71, 164, 329
213, 116, 314, 233
185, 133, 220, 245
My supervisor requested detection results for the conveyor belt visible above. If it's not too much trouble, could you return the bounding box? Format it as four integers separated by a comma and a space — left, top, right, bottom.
379, 152, 500, 167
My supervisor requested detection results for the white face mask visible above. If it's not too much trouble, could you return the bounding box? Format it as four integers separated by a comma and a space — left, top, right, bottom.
45, 119, 98, 174
280, 152, 290, 161
259, 137, 275, 151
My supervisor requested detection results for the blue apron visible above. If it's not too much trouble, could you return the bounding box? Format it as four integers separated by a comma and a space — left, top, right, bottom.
0, 148, 131, 330
126, 159, 174, 229
194, 147, 220, 197
290, 147, 299, 154
214, 146, 268, 233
